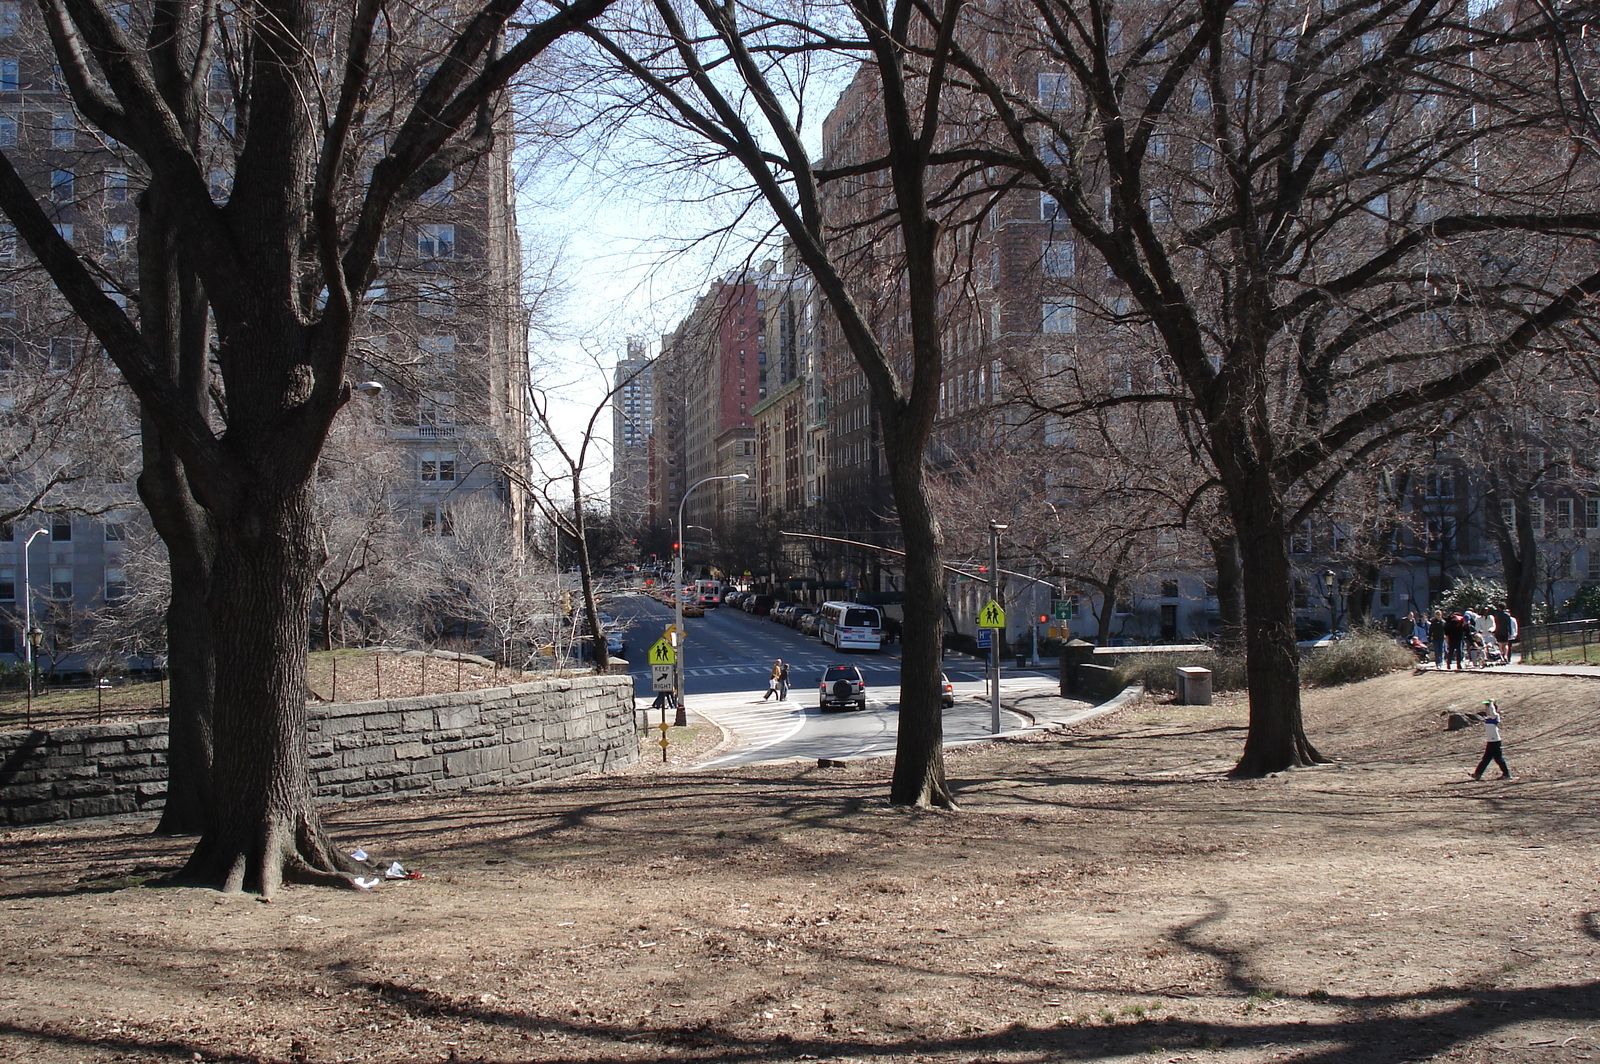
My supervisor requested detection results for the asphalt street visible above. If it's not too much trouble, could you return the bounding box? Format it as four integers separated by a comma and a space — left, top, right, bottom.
606, 590, 1053, 767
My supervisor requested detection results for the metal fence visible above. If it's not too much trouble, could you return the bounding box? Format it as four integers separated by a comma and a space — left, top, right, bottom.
1518, 618, 1600, 662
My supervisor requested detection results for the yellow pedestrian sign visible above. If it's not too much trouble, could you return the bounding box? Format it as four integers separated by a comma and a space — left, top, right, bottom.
648, 638, 676, 665
978, 600, 1006, 629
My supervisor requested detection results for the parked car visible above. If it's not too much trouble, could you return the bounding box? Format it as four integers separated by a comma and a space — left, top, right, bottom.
788, 606, 816, 630
771, 604, 795, 625
941, 672, 955, 707
796, 612, 821, 637
818, 664, 868, 712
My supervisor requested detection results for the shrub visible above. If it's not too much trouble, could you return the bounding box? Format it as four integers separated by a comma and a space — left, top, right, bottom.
1434, 576, 1508, 615
1298, 627, 1416, 687
1109, 650, 1248, 693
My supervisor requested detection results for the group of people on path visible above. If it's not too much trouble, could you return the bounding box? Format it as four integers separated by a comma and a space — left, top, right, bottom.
1412, 604, 1519, 670
761, 659, 790, 701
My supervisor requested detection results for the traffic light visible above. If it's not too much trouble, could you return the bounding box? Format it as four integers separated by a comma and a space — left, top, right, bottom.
672, 542, 680, 552
1038, 614, 1048, 625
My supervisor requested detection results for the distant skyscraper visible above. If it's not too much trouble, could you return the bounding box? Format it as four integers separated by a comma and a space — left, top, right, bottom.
609, 339, 653, 529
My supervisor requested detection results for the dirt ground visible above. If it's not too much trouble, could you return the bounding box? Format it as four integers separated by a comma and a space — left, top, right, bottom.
2, 669, 1599, 1064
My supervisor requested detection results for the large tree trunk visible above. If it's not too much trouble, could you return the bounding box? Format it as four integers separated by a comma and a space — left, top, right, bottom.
1210, 534, 1245, 654
887, 451, 951, 808
175, 457, 354, 893
1225, 467, 1324, 777
138, 183, 218, 836
141, 461, 216, 836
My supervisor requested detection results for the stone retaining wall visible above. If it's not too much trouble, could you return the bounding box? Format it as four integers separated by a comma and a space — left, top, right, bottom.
0, 673, 638, 825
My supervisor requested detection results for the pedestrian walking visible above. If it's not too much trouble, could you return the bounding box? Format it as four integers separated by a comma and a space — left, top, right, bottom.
1470, 699, 1514, 780
1443, 610, 1467, 670
1428, 609, 1447, 668
1489, 603, 1518, 663
763, 659, 788, 701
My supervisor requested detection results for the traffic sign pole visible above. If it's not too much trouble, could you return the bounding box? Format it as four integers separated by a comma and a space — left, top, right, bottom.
986, 521, 1007, 734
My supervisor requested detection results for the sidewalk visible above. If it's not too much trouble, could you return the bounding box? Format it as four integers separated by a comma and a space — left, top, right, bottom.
1418, 661, 1600, 679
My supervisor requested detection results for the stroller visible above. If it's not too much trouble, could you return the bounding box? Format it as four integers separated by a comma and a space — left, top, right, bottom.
1480, 633, 1506, 667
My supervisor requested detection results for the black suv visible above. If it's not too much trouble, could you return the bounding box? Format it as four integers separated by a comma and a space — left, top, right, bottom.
819, 664, 868, 712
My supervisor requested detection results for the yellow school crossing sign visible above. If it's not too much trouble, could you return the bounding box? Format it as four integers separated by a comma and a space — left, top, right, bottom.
978, 600, 1006, 629
648, 638, 677, 665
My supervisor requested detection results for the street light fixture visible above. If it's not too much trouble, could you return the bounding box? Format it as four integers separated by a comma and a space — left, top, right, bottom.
675, 472, 749, 726
24, 624, 43, 728
1320, 569, 1338, 635
19, 526, 48, 725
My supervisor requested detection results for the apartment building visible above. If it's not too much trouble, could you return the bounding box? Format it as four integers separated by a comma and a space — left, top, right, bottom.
0, 1, 529, 670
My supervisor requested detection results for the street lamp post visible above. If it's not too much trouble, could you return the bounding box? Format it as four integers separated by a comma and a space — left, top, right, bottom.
1320, 569, 1338, 635
988, 520, 1007, 734
19, 526, 48, 724
675, 472, 749, 726
24, 625, 42, 728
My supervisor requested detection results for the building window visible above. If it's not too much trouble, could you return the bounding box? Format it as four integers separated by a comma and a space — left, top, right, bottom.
0, 221, 13, 262
1529, 501, 1543, 534
0, 113, 14, 147
0, 58, 18, 91
105, 169, 128, 203
420, 451, 456, 482
48, 338, 77, 372
0, 565, 13, 601
1042, 297, 1077, 334
1042, 240, 1075, 277
54, 223, 73, 244
419, 334, 456, 375
1040, 192, 1061, 221
1585, 498, 1599, 530
1426, 516, 1457, 552
417, 278, 455, 317
1426, 471, 1454, 498
1378, 577, 1395, 608
418, 224, 455, 259
51, 564, 72, 600
51, 170, 74, 203
51, 515, 71, 541
104, 566, 125, 601
418, 391, 455, 427
1556, 498, 1572, 531
104, 224, 130, 260
0, 3, 19, 36
1160, 579, 1179, 598
420, 504, 454, 536
1291, 520, 1311, 554
52, 111, 75, 148
104, 521, 126, 541
1037, 71, 1072, 110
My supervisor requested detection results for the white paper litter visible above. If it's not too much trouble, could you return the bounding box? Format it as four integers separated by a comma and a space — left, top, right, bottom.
350, 848, 368, 861
353, 876, 379, 890
384, 861, 407, 879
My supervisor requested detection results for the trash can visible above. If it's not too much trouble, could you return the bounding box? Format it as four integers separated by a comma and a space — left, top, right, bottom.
1016, 652, 1028, 669
1175, 666, 1213, 705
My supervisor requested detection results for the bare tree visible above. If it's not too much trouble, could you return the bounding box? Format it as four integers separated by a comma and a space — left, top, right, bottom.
939, 0, 1600, 774
586, 0, 1004, 807
0, 0, 616, 892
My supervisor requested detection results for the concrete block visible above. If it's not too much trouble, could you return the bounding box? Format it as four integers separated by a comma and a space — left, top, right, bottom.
343, 745, 395, 767
70, 795, 136, 818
